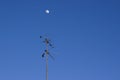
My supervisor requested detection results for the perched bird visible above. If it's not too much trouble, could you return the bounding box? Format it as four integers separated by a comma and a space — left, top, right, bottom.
42, 53, 45, 58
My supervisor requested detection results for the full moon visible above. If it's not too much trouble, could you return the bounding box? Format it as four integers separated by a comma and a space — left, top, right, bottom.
45, 10, 50, 14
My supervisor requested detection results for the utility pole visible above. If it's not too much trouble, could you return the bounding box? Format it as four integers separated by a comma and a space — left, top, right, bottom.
45, 38, 48, 80
40, 36, 54, 80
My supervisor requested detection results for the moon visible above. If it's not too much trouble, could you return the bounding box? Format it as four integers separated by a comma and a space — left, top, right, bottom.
45, 10, 50, 14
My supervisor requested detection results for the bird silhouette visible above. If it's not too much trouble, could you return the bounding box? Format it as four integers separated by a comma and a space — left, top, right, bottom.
42, 53, 45, 58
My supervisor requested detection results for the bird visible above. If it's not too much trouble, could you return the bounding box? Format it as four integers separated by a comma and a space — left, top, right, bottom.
42, 53, 45, 58
40, 36, 42, 38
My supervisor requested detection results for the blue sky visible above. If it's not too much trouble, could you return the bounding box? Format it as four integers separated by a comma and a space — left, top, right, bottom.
0, 0, 120, 80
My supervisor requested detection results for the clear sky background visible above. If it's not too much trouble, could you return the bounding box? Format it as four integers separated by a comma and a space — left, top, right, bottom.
0, 0, 120, 80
